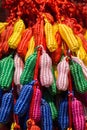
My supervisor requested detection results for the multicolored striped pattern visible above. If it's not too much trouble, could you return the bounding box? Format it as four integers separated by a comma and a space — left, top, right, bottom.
70, 60, 87, 93
0, 55, 14, 89
56, 57, 69, 91
72, 98, 85, 130
40, 50, 53, 87
58, 98, 69, 130
14, 53, 24, 86
14, 80, 35, 116
20, 51, 37, 85
41, 99, 53, 130
0, 92, 13, 123
29, 86, 42, 122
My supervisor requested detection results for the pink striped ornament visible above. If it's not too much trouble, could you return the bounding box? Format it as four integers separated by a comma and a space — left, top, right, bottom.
56, 57, 69, 91
14, 53, 24, 86
72, 98, 85, 130
40, 50, 53, 87
72, 56, 87, 79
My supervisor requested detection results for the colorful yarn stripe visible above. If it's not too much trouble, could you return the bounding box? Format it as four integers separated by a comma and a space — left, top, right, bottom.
40, 50, 53, 87
0, 55, 14, 89
29, 85, 42, 122
14, 80, 35, 116
20, 51, 37, 85
71, 56, 87, 79
43, 91, 58, 120
72, 98, 85, 130
70, 60, 87, 93
14, 53, 24, 86
0, 92, 13, 123
17, 28, 32, 58
27, 119, 40, 130
41, 99, 53, 130
56, 57, 69, 91
48, 67, 57, 96
58, 98, 69, 130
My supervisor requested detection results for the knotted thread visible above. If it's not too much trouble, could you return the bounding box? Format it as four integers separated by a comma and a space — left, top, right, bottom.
56, 57, 69, 91
14, 53, 24, 86
14, 80, 35, 116
70, 60, 87, 93
41, 99, 53, 130
27, 119, 40, 130
72, 98, 85, 130
40, 50, 53, 87
0, 92, 13, 123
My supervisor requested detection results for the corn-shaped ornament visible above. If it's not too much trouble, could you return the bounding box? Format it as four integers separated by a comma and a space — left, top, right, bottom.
72, 98, 85, 130
41, 99, 53, 130
70, 61, 87, 93
8, 19, 25, 49
58, 98, 69, 130
0, 55, 14, 89
48, 67, 57, 96
0, 92, 13, 123
29, 85, 42, 122
25, 36, 35, 61
40, 50, 53, 87
56, 57, 69, 91
27, 119, 40, 130
20, 51, 37, 85
17, 28, 32, 58
43, 91, 58, 120
14, 53, 24, 86
44, 20, 58, 52
14, 80, 35, 116
58, 24, 79, 52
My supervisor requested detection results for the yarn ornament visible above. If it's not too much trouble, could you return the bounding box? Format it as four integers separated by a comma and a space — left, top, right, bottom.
56, 57, 69, 91
0, 55, 14, 89
58, 98, 69, 130
72, 98, 85, 130
29, 85, 42, 122
41, 99, 53, 130
14, 53, 24, 86
70, 60, 87, 93
43, 91, 58, 120
0, 92, 13, 123
27, 119, 40, 130
20, 51, 37, 85
14, 80, 35, 116
17, 28, 32, 58
40, 49, 53, 87
48, 67, 57, 96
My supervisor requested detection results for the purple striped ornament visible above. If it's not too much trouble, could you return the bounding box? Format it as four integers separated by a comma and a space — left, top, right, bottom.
40, 50, 53, 87
14, 53, 24, 86
72, 98, 85, 130
56, 57, 69, 91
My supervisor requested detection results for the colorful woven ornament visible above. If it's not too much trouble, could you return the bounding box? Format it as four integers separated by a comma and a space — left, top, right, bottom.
0, 55, 14, 89
29, 85, 42, 122
17, 28, 32, 58
0, 92, 13, 123
71, 56, 87, 79
14, 53, 24, 86
43, 91, 57, 120
41, 99, 53, 130
58, 98, 69, 130
40, 49, 53, 87
72, 98, 85, 130
56, 57, 69, 91
70, 60, 87, 93
48, 67, 57, 96
20, 51, 37, 85
27, 119, 40, 130
14, 80, 35, 116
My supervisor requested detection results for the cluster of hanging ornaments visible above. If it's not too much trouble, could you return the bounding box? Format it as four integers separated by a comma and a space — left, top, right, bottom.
0, 0, 87, 130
